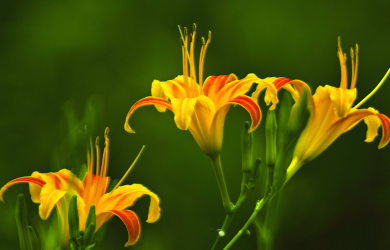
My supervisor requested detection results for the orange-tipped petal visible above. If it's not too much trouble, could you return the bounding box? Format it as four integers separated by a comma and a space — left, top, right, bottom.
108, 210, 141, 246
97, 184, 160, 223
125, 97, 173, 133
249, 75, 279, 110
0, 176, 46, 202
228, 95, 261, 132
376, 113, 390, 148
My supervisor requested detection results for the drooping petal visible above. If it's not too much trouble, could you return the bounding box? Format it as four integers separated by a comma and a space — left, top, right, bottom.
247, 75, 279, 110
151, 80, 169, 112
327, 85, 357, 118
97, 184, 160, 223
39, 186, 66, 220
171, 97, 197, 130
0, 176, 46, 202
363, 108, 381, 143
376, 113, 390, 148
124, 97, 173, 133
106, 210, 141, 246
203, 74, 238, 101
228, 95, 262, 132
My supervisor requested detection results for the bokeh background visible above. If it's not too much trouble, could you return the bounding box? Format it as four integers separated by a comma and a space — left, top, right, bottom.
1, 0, 390, 249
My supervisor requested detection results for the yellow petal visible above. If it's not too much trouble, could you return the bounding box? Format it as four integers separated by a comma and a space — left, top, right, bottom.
97, 184, 161, 223
327, 85, 357, 118
30, 172, 44, 203
160, 76, 188, 99
151, 80, 169, 112
363, 107, 381, 142
171, 97, 197, 130
39, 186, 66, 220
249, 76, 278, 110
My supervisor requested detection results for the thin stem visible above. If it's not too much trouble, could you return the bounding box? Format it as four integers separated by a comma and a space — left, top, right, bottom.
211, 155, 233, 214
223, 196, 271, 250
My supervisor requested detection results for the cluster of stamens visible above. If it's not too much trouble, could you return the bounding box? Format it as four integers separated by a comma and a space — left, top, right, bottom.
178, 24, 211, 96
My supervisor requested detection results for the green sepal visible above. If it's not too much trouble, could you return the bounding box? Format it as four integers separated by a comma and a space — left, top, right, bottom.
85, 205, 96, 229
84, 243, 96, 250
246, 158, 262, 191
28, 226, 40, 250
83, 223, 96, 247
68, 195, 80, 240
15, 194, 33, 250
265, 110, 277, 167
76, 234, 83, 248
242, 121, 253, 173
69, 239, 78, 250
277, 91, 294, 150
273, 90, 310, 192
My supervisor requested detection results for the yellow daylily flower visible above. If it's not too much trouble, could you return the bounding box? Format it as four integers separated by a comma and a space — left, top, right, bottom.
0, 128, 160, 247
124, 25, 264, 157
286, 38, 390, 179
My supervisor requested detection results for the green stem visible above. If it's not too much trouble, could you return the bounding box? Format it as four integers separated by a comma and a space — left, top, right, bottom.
211, 155, 233, 214
223, 196, 270, 250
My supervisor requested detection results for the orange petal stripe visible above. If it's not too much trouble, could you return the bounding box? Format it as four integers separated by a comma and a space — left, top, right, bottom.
109, 210, 141, 246
203, 75, 230, 97
228, 95, 261, 132
273, 77, 292, 90
0, 177, 46, 202
376, 113, 390, 148
125, 97, 173, 133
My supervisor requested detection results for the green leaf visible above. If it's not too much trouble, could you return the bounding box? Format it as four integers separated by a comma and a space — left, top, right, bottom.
68, 195, 80, 240
15, 194, 33, 250
28, 226, 40, 250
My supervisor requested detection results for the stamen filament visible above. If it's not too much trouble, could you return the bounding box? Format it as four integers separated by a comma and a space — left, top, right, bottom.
95, 137, 100, 176
199, 31, 211, 93
354, 68, 390, 109
350, 44, 359, 89
338, 37, 348, 89
110, 145, 146, 193
190, 24, 197, 88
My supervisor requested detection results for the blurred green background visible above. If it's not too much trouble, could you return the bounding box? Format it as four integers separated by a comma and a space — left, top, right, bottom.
1, 0, 390, 249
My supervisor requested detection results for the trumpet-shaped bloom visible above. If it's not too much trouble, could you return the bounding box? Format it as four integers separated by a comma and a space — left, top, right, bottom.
286, 38, 390, 179
124, 25, 263, 157
0, 128, 160, 247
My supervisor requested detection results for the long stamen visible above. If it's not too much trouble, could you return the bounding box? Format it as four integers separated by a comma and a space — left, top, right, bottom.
190, 24, 197, 87
110, 145, 146, 193
350, 44, 359, 89
199, 37, 206, 93
179, 26, 191, 97
94, 127, 110, 203
199, 31, 211, 94
338, 37, 348, 89
95, 137, 100, 176
353, 68, 390, 109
